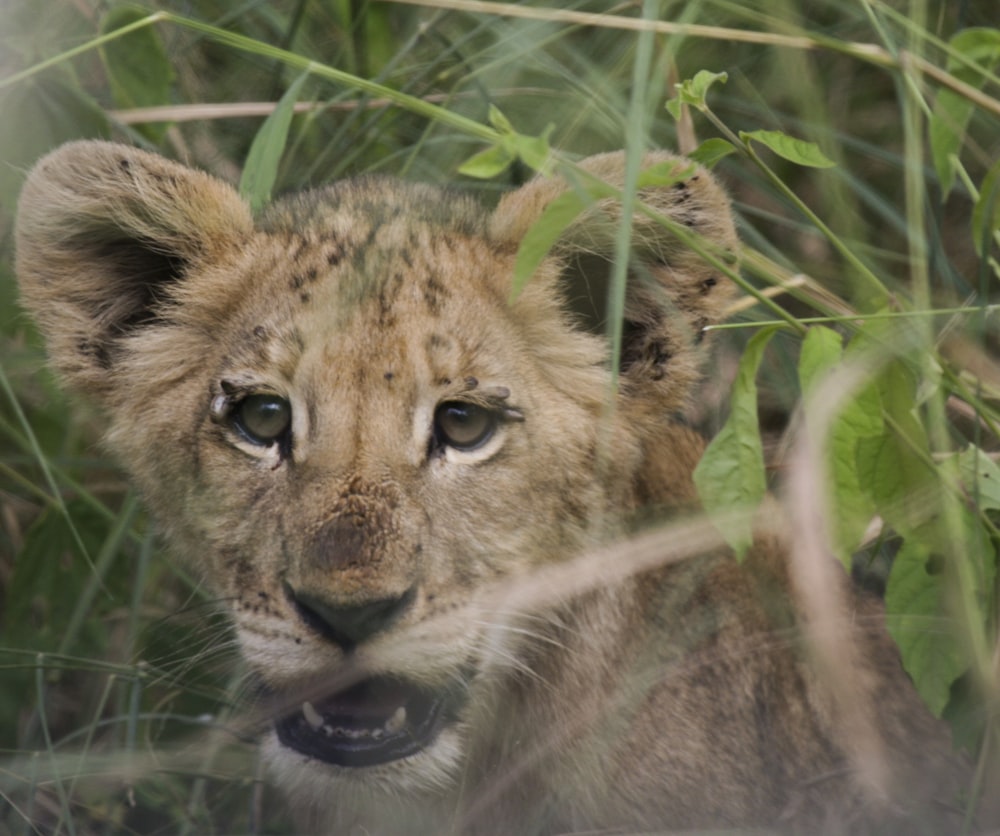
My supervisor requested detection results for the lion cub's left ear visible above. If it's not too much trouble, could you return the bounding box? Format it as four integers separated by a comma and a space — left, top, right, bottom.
489, 151, 738, 414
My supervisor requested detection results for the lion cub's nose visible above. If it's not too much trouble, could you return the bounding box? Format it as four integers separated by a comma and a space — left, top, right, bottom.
285, 584, 416, 649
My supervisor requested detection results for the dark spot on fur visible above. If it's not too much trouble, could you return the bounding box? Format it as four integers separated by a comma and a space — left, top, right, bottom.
300, 292, 311, 303
77, 338, 113, 370
119, 158, 131, 172
465, 376, 478, 389
253, 325, 267, 340
427, 333, 450, 350
384, 371, 395, 382
701, 276, 718, 294
423, 274, 450, 312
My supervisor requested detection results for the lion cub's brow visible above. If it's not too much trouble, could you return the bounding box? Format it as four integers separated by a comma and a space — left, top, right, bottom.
258, 178, 499, 317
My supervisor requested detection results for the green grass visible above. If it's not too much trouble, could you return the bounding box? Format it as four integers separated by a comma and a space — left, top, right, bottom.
1, 0, 999, 832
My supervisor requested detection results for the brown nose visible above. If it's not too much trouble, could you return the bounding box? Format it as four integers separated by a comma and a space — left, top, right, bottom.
285, 584, 416, 649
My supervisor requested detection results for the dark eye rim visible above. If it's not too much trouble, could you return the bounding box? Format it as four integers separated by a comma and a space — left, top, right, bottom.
230, 392, 293, 450
432, 400, 499, 452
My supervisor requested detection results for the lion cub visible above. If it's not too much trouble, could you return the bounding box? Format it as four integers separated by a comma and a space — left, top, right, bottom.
17, 141, 971, 833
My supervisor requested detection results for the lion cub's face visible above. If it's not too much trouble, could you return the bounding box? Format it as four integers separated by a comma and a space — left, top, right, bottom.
16, 142, 736, 798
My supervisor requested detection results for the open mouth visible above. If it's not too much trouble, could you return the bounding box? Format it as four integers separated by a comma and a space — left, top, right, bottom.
274, 675, 465, 768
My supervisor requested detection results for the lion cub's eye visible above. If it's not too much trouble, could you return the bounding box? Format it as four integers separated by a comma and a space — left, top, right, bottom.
233, 394, 292, 446
434, 401, 497, 451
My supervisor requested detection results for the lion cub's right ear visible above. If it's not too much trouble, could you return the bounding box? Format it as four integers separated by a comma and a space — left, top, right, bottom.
15, 140, 253, 397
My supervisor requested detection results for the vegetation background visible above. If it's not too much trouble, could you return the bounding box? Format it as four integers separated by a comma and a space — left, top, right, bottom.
1, 0, 999, 832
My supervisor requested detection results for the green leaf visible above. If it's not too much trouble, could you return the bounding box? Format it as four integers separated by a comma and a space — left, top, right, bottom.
667, 69, 729, 118
240, 70, 310, 213
694, 326, 778, 559
798, 326, 882, 562
99, 5, 173, 141
797, 325, 844, 394
930, 28, 1000, 196
956, 445, 1000, 511
687, 138, 737, 169
635, 160, 696, 188
458, 143, 516, 179
856, 363, 937, 536
885, 538, 967, 716
971, 157, 1000, 257
930, 90, 975, 197
487, 104, 514, 134
740, 130, 836, 169
511, 190, 592, 298
461, 115, 552, 178
512, 123, 554, 174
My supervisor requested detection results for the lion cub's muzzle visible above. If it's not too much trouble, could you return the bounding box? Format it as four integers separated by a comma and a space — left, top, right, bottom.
272, 488, 465, 767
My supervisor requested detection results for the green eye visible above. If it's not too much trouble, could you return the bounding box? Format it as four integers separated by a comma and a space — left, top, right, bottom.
434, 401, 497, 451
234, 394, 292, 446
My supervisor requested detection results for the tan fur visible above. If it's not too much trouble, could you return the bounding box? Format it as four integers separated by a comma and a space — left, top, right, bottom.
16, 141, 974, 833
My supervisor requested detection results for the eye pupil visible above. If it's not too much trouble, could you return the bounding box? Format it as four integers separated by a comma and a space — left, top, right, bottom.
236, 394, 292, 445
434, 402, 495, 451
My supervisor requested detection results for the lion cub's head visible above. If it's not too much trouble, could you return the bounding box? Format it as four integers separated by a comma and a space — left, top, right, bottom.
16, 142, 736, 803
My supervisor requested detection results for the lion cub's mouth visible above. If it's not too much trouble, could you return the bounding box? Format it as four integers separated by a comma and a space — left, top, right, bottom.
274, 675, 464, 767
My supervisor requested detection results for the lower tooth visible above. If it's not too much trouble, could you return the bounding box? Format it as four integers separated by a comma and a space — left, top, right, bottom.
302, 701, 324, 730
385, 706, 407, 734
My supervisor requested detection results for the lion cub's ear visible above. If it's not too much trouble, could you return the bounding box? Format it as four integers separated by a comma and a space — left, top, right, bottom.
15, 140, 253, 397
489, 151, 738, 415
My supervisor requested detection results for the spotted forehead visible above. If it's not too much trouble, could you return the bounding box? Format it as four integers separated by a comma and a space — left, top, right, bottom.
257, 177, 511, 320
233, 179, 524, 386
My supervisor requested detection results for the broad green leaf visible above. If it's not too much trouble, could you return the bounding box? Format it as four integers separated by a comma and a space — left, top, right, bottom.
667, 69, 728, 118
797, 325, 843, 394
885, 538, 966, 716
694, 326, 778, 559
956, 445, 1000, 510
511, 190, 592, 298
930, 28, 1000, 196
459, 143, 516, 179
740, 130, 836, 169
856, 364, 937, 537
971, 157, 1000, 257
99, 5, 173, 141
240, 70, 310, 213
797, 326, 882, 563
687, 138, 737, 168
